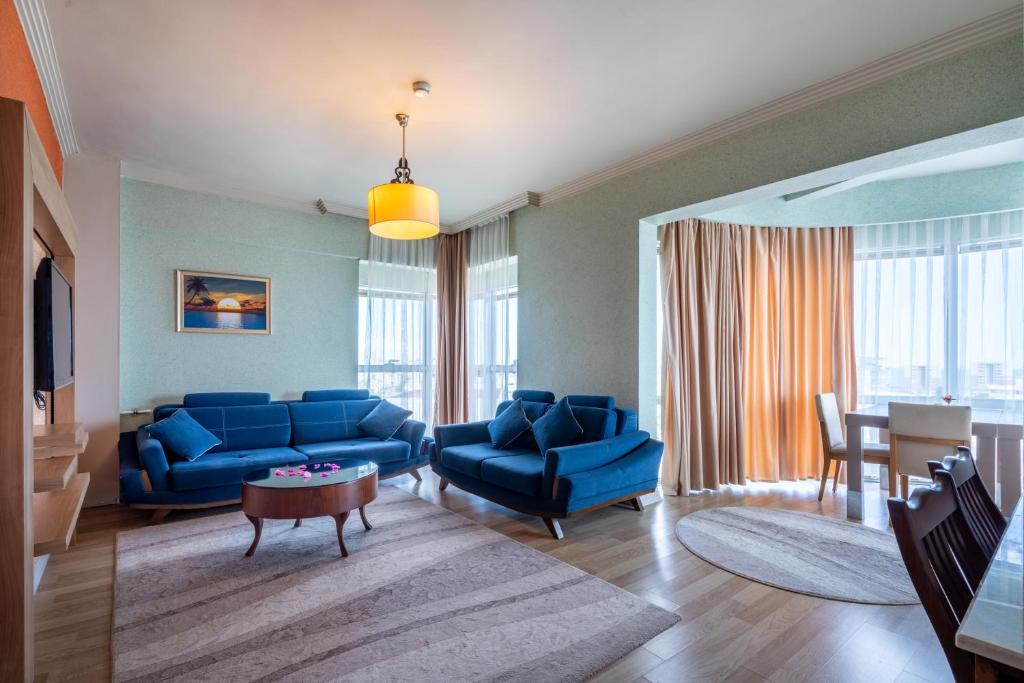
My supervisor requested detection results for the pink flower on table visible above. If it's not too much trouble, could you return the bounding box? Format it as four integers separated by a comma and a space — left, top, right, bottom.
313, 464, 320, 470
274, 469, 285, 477
298, 465, 307, 471
320, 472, 329, 477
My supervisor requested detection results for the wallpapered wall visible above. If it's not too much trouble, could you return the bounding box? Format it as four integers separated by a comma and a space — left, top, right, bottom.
511, 36, 1024, 417
120, 179, 368, 409
704, 162, 1024, 227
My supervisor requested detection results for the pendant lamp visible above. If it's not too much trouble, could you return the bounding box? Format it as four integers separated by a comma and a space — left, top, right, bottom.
367, 113, 440, 239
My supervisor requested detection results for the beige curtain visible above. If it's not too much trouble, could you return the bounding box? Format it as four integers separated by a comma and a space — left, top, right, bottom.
435, 232, 469, 426
659, 218, 856, 492
741, 226, 857, 481
660, 219, 746, 495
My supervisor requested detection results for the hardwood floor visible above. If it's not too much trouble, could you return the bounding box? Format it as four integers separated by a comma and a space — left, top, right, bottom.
33, 472, 951, 683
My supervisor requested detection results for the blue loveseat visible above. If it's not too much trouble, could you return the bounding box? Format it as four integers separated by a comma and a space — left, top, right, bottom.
119, 390, 427, 521
430, 390, 663, 539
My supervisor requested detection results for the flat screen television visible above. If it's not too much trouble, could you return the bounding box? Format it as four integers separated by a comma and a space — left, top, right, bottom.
34, 257, 74, 391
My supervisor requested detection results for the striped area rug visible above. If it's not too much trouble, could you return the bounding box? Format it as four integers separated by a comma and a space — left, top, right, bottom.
114, 485, 679, 682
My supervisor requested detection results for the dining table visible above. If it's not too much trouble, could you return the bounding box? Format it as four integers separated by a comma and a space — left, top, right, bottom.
845, 401, 1024, 520
956, 495, 1024, 680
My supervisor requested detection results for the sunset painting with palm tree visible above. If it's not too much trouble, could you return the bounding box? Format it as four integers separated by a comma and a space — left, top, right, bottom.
177, 270, 270, 334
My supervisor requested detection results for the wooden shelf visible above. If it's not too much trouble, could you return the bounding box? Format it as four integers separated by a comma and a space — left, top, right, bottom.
33, 472, 90, 556
33, 422, 84, 448
34, 431, 88, 460
33, 455, 77, 493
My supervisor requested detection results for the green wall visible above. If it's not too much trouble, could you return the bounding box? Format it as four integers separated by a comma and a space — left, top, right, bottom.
511, 36, 1024, 414
120, 179, 368, 409
704, 162, 1024, 227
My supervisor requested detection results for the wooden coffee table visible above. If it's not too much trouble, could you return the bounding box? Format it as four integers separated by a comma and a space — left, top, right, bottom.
241, 459, 378, 557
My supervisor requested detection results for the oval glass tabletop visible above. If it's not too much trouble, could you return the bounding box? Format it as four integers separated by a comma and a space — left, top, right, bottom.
243, 458, 378, 489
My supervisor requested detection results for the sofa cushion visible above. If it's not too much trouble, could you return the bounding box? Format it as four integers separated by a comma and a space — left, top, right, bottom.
302, 388, 371, 402
440, 443, 535, 478
566, 394, 615, 409
177, 404, 292, 453
183, 392, 271, 408
488, 399, 532, 449
533, 398, 584, 454
288, 399, 380, 444
146, 409, 222, 461
169, 447, 304, 491
496, 399, 553, 451
357, 399, 412, 440
295, 438, 410, 465
571, 405, 618, 444
480, 453, 545, 497
512, 389, 555, 403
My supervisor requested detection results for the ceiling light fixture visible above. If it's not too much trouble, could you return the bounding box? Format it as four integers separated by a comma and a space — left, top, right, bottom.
412, 80, 431, 97
367, 113, 440, 240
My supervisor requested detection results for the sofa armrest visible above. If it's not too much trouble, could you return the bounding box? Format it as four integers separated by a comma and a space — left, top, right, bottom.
433, 420, 491, 453
557, 438, 663, 506
543, 431, 651, 497
136, 428, 171, 491
393, 419, 427, 459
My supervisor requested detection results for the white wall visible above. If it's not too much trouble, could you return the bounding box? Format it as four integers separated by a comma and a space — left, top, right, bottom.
63, 155, 121, 506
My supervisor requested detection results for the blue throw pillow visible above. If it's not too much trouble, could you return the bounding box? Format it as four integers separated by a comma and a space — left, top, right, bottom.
358, 399, 413, 440
488, 399, 532, 449
532, 397, 584, 454
146, 409, 221, 461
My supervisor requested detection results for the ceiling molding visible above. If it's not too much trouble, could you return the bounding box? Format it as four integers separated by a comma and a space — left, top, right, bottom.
449, 192, 540, 232
14, 0, 79, 158
529, 6, 1022, 210
121, 161, 369, 220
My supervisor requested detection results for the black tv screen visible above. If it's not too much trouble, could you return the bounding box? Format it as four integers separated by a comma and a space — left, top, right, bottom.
34, 258, 74, 391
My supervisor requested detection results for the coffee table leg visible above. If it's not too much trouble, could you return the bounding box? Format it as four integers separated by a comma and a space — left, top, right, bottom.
294, 518, 302, 528
359, 505, 372, 531
333, 511, 350, 557
245, 515, 263, 557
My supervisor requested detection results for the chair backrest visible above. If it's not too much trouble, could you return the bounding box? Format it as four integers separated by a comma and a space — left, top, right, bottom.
889, 403, 971, 479
930, 448, 1006, 561
888, 478, 987, 683
814, 393, 844, 450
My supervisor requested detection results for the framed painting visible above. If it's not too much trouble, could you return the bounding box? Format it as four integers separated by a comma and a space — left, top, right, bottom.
176, 270, 271, 334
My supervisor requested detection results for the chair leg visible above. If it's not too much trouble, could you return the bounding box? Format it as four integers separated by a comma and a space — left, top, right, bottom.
438, 476, 449, 491
542, 517, 564, 540
888, 463, 899, 498
408, 467, 422, 482
817, 458, 831, 501
900, 475, 909, 500
832, 461, 842, 493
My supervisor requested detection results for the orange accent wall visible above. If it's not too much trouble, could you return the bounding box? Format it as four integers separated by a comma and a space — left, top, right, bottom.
0, 0, 62, 181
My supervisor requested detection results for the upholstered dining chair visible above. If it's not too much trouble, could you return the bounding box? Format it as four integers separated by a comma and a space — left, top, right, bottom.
814, 393, 891, 502
888, 477, 987, 683
928, 447, 1006, 561
888, 403, 971, 500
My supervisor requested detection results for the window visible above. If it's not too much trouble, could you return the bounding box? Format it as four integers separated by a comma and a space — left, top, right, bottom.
358, 260, 436, 425
854, 211, 1023, 412
467, 258, 518, 420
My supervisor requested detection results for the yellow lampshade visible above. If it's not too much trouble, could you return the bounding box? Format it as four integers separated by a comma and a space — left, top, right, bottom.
367, 183, 440, 240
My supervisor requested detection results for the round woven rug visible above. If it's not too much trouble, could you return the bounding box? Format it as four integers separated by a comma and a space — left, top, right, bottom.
674, 507, 918, 605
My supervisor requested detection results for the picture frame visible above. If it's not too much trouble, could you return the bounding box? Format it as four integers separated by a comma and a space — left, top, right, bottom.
175, 269, 271, 334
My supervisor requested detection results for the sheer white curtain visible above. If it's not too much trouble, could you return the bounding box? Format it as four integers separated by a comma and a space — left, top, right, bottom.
467, 216, 518, 421
854, 210, 1023, 411
360, 235, 437, 425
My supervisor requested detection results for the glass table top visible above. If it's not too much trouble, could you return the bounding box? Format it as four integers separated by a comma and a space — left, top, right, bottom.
243, 458, 377, 489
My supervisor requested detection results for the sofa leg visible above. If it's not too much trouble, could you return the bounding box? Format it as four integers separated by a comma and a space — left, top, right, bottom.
439, 476, 449, 491
629, 497, 644, 512
148, 508, 171, 525
409, 467, 422, 482
542, 517, 564, 540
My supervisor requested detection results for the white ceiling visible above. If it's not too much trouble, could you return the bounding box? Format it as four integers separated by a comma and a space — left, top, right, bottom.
46, 0, 1017, 223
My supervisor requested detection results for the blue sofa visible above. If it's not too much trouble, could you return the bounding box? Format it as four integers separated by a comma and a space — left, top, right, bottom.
119, 390, 427, 521
430, 390, 662, 539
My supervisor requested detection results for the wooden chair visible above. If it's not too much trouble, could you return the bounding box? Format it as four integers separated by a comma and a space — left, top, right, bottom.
928, 447, 1006, 561
889, 403, 971, 500
814, 393, 890, 501
888, 477, 988, 683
